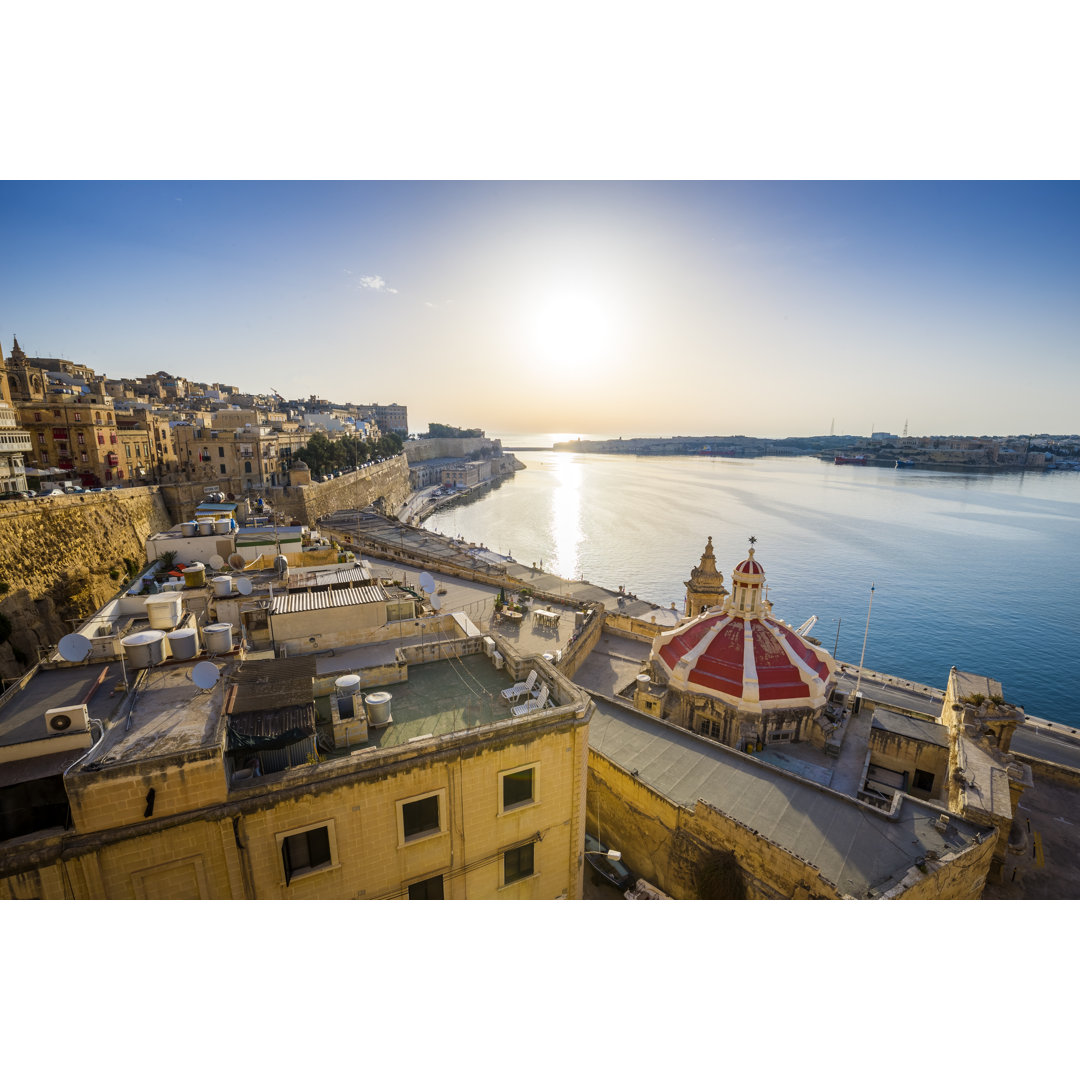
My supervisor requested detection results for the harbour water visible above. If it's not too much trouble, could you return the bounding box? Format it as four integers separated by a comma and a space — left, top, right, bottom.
425, 445, 1080, 726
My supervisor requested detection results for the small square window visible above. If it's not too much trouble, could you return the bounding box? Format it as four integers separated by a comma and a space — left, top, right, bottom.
502, 767, 535, 811
408, 874, 445, 900
913, 769, 935, 793
279, 823, 335, 885
504, 843, 534, 884
402, 794, 440, 840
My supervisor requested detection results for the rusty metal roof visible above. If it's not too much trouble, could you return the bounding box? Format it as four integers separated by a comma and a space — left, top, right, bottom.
230, 656, 316, 713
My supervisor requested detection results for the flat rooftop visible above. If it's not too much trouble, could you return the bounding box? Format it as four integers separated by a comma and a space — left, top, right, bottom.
588, 696, 987, 898
82, 660, 229, 769
871, 708, 950, 747
0, 665, 118, 750
316, 653, 552, 755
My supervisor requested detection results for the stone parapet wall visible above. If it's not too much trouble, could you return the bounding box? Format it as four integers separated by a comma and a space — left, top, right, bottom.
1012, 753, 1080, 790
274, 456, 411, 525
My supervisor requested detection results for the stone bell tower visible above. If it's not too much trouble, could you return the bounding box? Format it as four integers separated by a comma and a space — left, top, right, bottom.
684, 536, 728, 616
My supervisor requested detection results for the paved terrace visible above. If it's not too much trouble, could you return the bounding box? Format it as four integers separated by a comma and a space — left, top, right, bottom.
320, 510, 680, 627
588, 695, 988, 899
314, 653, 556, 755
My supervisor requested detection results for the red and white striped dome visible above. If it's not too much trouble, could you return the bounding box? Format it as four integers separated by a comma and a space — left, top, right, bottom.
652, 545, 835, 712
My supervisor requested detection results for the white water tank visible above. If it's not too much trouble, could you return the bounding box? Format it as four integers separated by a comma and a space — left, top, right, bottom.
365, 691, 393, 726
145, 593, 183, 629
180, 521, 197, 537
203, 623, 234, 655
167, 626, 199, 661
214, 518, 232, 535
636, 674, 652, 691
198, 519, 214, 536
122, 629, 166, 669
212, 575, 233, 598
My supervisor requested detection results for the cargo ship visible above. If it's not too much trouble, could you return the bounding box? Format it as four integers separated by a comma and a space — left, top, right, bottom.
834, 454, 868, 465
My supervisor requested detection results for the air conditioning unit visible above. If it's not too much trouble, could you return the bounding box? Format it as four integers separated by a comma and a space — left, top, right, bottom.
44, 704, 90, 736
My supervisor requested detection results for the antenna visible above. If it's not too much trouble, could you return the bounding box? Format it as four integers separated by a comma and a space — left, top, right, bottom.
191, 661, 220, 691
431, 594, 442, 611
228, 552, 247, 570
419, 571, 435, 594
236, 576, 253, 596
58, 633, 92, 662
208, 554, 225, 570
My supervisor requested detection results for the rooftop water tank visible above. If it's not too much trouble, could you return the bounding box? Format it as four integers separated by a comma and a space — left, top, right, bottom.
145, 593, 183, 630
214, 518, 231, 535
180, 521, 198, 538
198, 519, 214, 536
212, 575, 233, 598
167, 626, 199, 661
122, 629, 166, 669
203, 623, 233, 655
365, 691, 393, 727
273, 554, 289, 576
183, 562, 206, 588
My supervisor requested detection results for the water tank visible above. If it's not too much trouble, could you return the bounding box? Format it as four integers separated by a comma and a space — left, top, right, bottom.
122, 629, 166, 669
145, 593, 183, 629
273, 554, 289, 576
636, 674, 652, 691
214, 518, 232, 535
365, 691, 393, 726
167, 626, 199, 661
203, 623, 234, 655
212, 575, 233, 598
335, 674, 362, 718
183, 562, 206, 588
180, 521, 197, 537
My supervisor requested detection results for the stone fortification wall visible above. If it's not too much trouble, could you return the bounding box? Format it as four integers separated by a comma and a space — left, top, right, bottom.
404, 438, 488, 463
159, 455, 412, 526
1012, 753, 1080, 790
0, 490, 172, 679
274, 456, 411, 525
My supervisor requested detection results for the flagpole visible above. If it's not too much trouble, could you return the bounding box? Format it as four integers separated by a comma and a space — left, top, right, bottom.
854, 583, 875, 701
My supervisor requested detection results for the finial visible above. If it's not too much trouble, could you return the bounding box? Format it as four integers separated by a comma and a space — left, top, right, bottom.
748, 534, 757, 547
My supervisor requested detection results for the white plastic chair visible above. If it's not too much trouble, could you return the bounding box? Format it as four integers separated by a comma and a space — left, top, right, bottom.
500, 668, 538, 704
511, 683, 550, 717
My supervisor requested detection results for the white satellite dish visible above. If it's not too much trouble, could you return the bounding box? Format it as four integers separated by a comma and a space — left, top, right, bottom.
58, 633, 92, 662
236, 576, 253, 596
191, 661, 220, 690
418, 571, 435, 594
228, 553, 247, 570
208, 554, 225, 570
430, 594, 442, 611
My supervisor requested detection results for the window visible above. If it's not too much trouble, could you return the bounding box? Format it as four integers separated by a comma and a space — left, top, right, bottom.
38, 433, 45, 444
500, 765, 537, 813
219, 446, 225, 457
397, 790, 446, 845
278, 821, 337, 885
408, 874, 445, 900
244, 460, 252, 473
81, 452, 88, 462
220, 464, 226, 474
503, 842, 534, 885
913, 769, 935, 793
34, 411, 41, 422
74, 412, 81, 421
77, 432, 85, 444
97, 434, 105, 445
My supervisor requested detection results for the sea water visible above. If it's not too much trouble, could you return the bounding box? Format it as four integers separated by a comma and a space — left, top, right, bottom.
425, 448, 1080, 725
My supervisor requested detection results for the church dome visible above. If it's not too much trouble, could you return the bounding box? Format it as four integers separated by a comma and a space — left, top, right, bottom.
652, 545, 835, 712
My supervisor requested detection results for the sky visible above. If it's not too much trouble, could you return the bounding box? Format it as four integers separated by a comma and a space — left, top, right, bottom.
1, 179, 1077, 438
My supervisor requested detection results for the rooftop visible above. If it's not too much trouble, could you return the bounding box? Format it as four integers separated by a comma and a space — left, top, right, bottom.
871, 708, 951, 747
587, 696, 987, 898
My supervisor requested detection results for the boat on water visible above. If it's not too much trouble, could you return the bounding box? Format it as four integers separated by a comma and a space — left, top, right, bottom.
834, 454, 868, 465
895, 458, 916, 468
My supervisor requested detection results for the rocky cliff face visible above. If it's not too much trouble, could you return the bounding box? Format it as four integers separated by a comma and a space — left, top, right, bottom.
0, 490, 172, 679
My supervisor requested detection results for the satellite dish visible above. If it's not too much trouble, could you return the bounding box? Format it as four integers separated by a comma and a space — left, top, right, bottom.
228, 553, 247, 570
191, 661, 220, 690
419, 571, 435, 594
236, 576, 253, 596
208, 554, 225, 569
58, 633, 92, 662
430, 594, 442, 611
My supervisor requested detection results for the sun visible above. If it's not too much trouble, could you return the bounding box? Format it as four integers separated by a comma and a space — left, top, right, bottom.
524, 287, 618, 371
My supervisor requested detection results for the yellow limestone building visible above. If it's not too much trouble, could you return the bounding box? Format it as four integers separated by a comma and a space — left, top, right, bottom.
0, 604, 591, 900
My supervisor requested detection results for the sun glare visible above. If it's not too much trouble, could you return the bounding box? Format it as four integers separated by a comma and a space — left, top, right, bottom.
524, 287, 618, 371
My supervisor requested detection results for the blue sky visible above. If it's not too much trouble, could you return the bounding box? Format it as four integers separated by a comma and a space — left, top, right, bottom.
2, 180, 1077, 437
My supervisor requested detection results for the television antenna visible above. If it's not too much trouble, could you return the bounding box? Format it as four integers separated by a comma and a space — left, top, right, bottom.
191, 661, 220, 692
58, 633, 92, 663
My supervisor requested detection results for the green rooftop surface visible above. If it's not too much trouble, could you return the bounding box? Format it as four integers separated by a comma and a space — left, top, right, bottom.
317, 654, 532, 754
